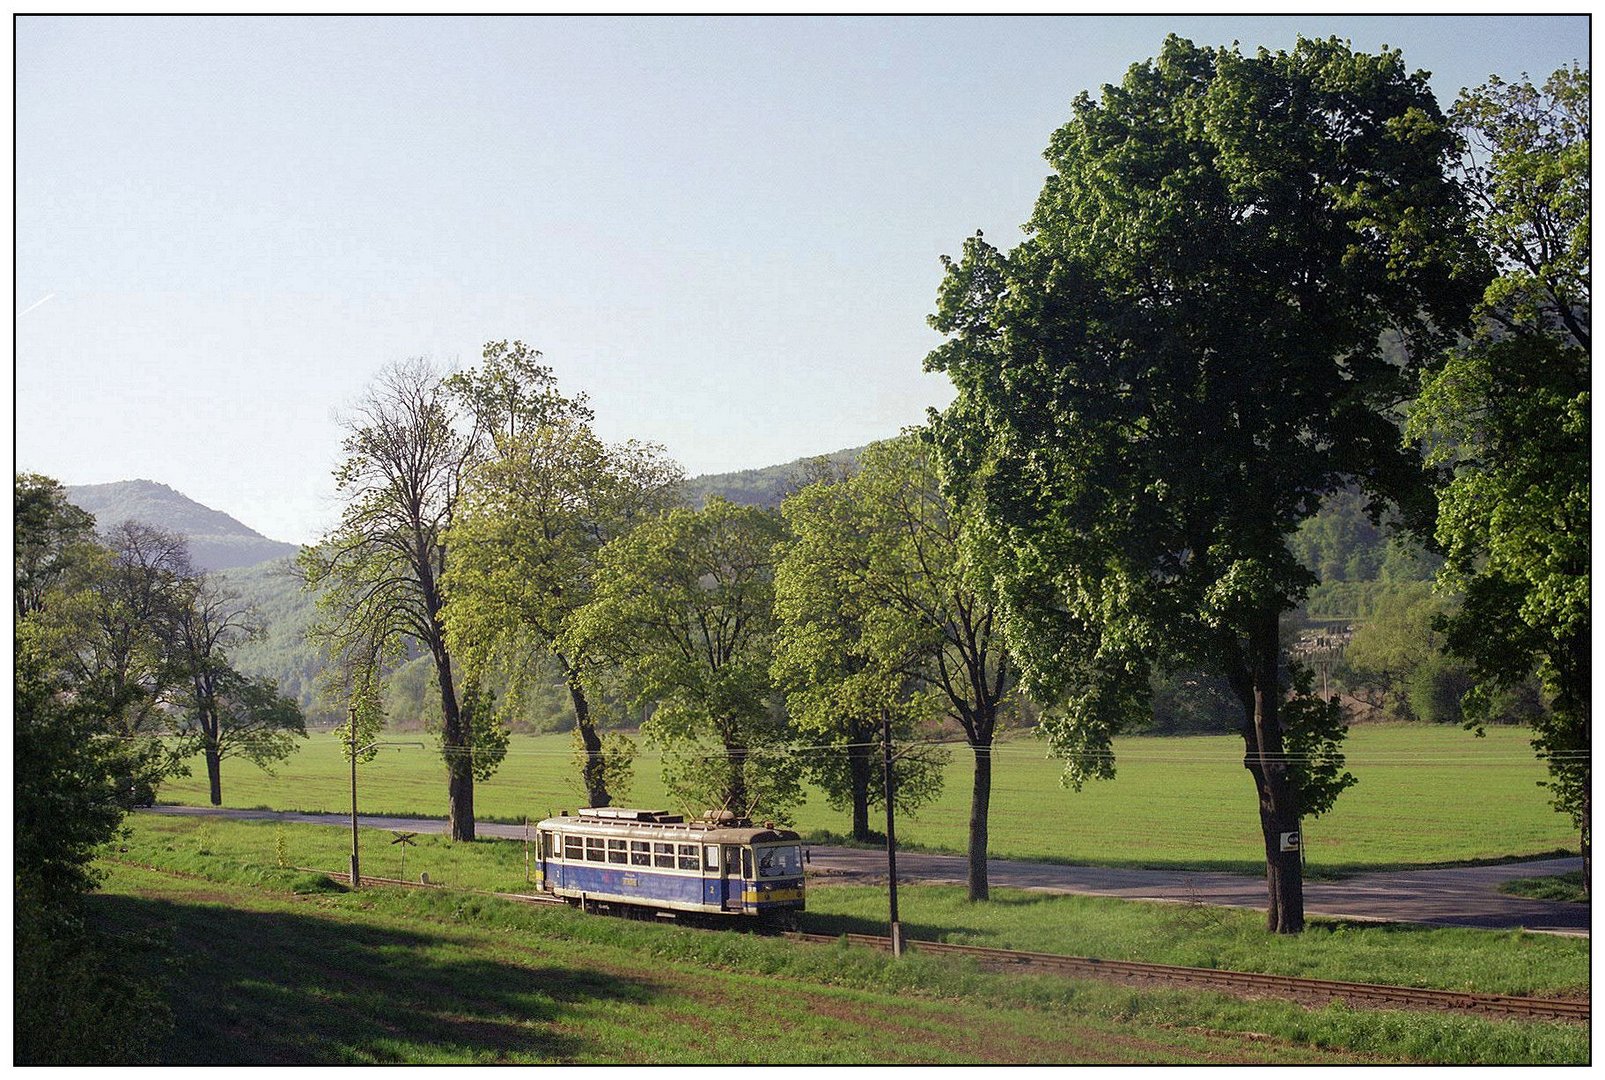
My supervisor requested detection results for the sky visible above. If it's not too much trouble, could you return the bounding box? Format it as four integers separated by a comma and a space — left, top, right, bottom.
14, 15, 1592, 544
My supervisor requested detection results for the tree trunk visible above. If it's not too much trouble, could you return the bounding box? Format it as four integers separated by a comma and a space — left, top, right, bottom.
1582, 782, 1591, 898
967, 741, 992, 901
205, 744, 222, 807
567, 675, 609, 807
848, 736, 873, 842
435, 648, 475, 842
1240, 609, 1303, 933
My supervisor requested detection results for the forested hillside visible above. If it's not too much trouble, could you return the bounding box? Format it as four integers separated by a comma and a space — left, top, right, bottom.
74, 463, 1439, 733
66, 480, 298, 571
678, 446, 862, 508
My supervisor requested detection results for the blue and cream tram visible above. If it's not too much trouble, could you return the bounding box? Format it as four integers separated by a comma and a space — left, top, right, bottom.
533, 807, 805, 920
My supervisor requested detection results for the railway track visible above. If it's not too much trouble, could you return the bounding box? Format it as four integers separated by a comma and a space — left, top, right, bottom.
297, 867, 1586, 1024
785, 931, 1589, 1024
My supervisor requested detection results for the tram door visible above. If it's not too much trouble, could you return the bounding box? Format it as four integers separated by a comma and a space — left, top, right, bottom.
721, 845, 741, 910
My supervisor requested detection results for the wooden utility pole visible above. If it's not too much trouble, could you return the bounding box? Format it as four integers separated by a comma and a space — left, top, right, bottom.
883, 713, 904, 956
348, 709, 361, 889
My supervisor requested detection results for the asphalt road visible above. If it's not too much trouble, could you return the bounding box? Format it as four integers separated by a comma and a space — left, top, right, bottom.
142, 805, 1589, 936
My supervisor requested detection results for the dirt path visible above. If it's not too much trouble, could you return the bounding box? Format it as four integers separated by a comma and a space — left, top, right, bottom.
141, 805, 1588, 936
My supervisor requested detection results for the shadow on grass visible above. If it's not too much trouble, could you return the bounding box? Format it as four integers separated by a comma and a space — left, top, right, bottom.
90, 891, 656, 1064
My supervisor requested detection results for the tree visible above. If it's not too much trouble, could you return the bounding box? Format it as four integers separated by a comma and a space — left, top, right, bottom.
14, 473, 98, 618
301, 357, 497, 840
444, 414, 682, 808
776, 436, 1008, 897
14, 474, 172, 1063
773, 457, 950, 843
926, 37, 1478, 931
56, 521, 200, 804
566, 497, 796, 818
169, 573, 306, 804
1408, 65, 1590, 881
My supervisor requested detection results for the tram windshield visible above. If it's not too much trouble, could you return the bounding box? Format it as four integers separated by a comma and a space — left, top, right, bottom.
755, 844, 803, 878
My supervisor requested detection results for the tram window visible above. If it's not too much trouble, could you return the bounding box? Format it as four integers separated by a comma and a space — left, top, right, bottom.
607, 838, 628, 864
585, 837, 606, 862
703, 845, 719, 870
630, 840, 652, 866
741, 848, 753, 879
540, 832, 553, 859
677, 844, 699, 870
653, 842, 675, 869
564, 835, 582, 861
757, 845, 803, 877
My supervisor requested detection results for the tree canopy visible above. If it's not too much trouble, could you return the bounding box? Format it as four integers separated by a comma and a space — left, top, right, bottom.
1409, 64, 1590, 875
566, 497, 795, 819
926, 36, 1478, 931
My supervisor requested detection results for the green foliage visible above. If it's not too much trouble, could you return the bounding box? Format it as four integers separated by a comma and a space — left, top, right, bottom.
14, 631, 130, 901
567, 497, 795, 817
1409, 66, 1590, 845
925, 37, 1480, 929
442, 400, 682, 806
1278, 667, 1356, 819
14, 475, 175, 1064
333, 665, 387, 764
1145, 668, 1240, 734
773, 442, 956, 834
301, 353, 517, 835
679, 446, 862, 509
569, 728, 636, 805
453, 678, 510, 784
14, 472, 99, 617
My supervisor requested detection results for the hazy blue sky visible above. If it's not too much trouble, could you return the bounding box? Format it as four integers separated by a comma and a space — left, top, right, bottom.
15, 15, 1591, 543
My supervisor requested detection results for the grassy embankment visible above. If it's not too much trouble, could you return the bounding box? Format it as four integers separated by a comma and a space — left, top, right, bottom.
159, 724, 1577, 874
1500, 873, 1589, 904
96, 816, 1589, 1065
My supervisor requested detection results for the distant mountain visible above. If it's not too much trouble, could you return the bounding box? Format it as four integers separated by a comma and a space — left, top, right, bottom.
680, 446, 865, 509
65, 479, 300, 572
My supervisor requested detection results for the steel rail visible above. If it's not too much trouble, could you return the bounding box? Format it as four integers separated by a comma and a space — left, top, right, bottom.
785, 932, 1588, 1023
288, 865, 1585, 1024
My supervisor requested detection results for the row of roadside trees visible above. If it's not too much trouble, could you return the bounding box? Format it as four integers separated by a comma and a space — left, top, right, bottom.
300, 340, 1015, 899
299, 43, 1586, 931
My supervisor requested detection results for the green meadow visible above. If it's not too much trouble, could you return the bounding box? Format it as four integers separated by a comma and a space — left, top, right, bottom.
93, 816, 1589, 1064
159, 723, 1575, 873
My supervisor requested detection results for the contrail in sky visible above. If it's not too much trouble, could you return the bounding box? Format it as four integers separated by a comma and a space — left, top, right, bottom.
17, 292, 55, 317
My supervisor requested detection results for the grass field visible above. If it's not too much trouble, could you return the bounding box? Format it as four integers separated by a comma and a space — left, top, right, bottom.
159, 724, 1577, 873
118, 815, 1592, 997
93, 817, 1589, 1064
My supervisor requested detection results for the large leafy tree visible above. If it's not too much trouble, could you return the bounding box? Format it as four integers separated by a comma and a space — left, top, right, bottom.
301, 357, 497, 840
926, 37, 1480, 931
567, 497, 795, 818
1409, 65, 1590, 879
773, 455, 951, 844
444, 414, 682, 808
169, 574, 306, 804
